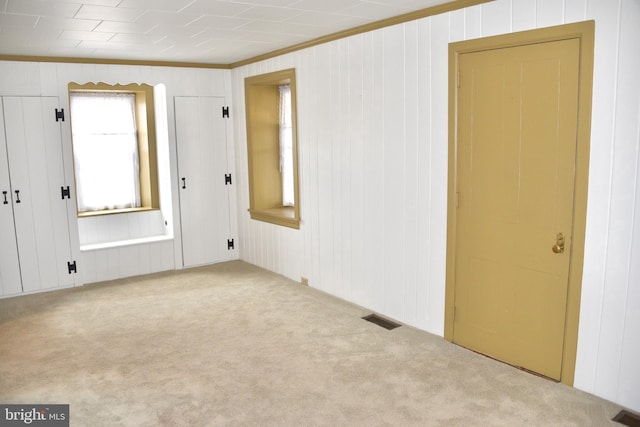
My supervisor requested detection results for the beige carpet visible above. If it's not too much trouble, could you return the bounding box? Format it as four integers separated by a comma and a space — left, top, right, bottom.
0, 261, 622, 426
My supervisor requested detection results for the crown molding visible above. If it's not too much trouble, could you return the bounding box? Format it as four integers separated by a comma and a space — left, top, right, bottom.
0, 0, 493, 70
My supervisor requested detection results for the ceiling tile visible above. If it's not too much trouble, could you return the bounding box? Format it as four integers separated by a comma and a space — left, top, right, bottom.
59, 30, 114, 42
216, 0, 300, 7
0, 34, 83, 57
147, 23, 210, 39
89, 47, 149, 59
78, 39, 146, 51
109, 33, 156, 44
235, 5, 303, 22
180, 1, 255, 17
74, 5, 145, 22
187, 15, 252, 30
6, 0, 81, 18
290, 0, 363, 13
398, 0, 453, 8
283, 11, 369, 29
146, 37, 176, 52
0, 26, 62, 40
93, 20, 155, 34
136, 10, 202, 27
35, 17, 100, 32
39, 39, 82, 49
196, 38, 254, 50
42, 47, 97, 57
68, 0, 121, 6
189, 27, 245, 40
343, 3, 412, 19
117, 0, 195, 12
237, 20, 327, 37
200, 28, 307, 44
0, 13, 39, 28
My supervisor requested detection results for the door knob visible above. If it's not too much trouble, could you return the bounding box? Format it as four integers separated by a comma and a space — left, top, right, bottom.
552, 233, 565, 254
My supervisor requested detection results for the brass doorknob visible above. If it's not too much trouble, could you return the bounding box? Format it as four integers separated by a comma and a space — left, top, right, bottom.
552, 233, 565, 254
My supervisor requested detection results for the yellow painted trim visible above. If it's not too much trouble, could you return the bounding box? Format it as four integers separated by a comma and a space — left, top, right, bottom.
444, 20, 595, 387
245, 69, 301, 229
0, 54, 230, 69
0, 0, 493, 70
249, 208, 300, 230
230, 0, 493, 68
68, 82, 161, 216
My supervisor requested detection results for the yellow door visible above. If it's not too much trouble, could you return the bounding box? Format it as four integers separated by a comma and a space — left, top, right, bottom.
452, 39, 580, 380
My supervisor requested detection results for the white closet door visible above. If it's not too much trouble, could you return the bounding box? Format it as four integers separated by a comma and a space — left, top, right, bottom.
0, 100, 22, 296
3, 97, 74, 293
175, 96, 233, 268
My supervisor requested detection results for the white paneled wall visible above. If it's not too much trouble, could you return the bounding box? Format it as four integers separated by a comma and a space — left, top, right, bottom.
231, 0, 640, 412
78, 211, 168, 247
80, 240, 175, 284
0, 60, 237, 284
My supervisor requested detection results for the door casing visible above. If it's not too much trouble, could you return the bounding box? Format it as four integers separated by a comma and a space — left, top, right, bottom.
444, 21, 595, 386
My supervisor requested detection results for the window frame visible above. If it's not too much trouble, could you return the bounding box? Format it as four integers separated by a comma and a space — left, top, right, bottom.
244, 69, 301, 229
68, 82, 160, 217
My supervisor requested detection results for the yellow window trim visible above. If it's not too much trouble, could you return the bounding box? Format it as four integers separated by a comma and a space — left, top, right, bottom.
244, 69, 301, 229
68, 82, 160, 217
249, 207, 300, 230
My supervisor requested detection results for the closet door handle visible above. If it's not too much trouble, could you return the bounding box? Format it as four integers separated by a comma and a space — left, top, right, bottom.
2, 190, 7, 205
14, 190, 21, 203
181, 177, 186, 189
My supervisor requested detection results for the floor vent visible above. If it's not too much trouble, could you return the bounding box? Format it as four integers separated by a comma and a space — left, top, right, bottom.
362, 314, 401, 330
613, 410, 640, 427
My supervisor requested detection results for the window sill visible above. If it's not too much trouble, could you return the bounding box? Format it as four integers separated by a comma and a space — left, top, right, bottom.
78, 207, 158, 218
249, 207, 300, 229
80, 234, 173, 252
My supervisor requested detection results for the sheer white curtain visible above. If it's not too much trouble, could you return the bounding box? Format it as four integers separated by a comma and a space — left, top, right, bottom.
279, 84, 294, 207
70, 92, 141, 212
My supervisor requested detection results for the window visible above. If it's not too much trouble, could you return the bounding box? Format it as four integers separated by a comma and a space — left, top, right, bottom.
69, 83, 159, 216
245, 69, 300, 229
279, 84, 294, 207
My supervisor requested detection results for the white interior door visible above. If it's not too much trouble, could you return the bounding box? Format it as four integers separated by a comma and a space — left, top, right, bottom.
0, 100, 22, 296
3, 97, 74, 293
175, 96, 233, 268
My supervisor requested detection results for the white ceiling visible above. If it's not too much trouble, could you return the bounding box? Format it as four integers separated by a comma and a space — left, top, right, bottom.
0, 0, 454, 65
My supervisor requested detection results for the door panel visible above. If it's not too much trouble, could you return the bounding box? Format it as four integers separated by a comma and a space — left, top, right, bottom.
0, 100, 22, 296
3, 97, 74, 293
453, 39, 580, 380
175, 96, 232, 268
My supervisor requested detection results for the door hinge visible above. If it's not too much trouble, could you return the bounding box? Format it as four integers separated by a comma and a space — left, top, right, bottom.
61, 186, 71, 200
457, 70, 460, 88
67, 261, 77, 274
222, 106, 230, 118
225, 173, 232, 185
227, 239, 235, 250
55, 108, 65, 122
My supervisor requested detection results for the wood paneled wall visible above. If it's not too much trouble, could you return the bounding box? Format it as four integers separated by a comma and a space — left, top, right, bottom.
231, 0, 640, 412
0, 60, 237, 284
